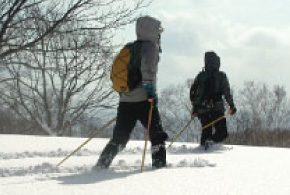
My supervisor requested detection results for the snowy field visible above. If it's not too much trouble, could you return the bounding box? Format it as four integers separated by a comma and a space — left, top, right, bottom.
1, 134, 290, 195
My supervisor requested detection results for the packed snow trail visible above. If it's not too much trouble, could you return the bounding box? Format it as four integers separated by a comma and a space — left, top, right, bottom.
1, 141, 229, 177
1, 135, 290, 195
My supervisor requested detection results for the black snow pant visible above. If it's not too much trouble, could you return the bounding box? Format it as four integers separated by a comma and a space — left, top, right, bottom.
200, 111, 228, 146
96, 101, 168, 168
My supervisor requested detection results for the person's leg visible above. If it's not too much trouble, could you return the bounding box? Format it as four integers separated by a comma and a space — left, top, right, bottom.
96, 102, 137, 168
200, 115, 213, 146
212, 112, 228, 143
138, 101, 168, 168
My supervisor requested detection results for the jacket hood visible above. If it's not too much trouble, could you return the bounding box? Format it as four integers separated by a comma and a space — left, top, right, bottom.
204, 51, 220, 72
136, 16, 162, 42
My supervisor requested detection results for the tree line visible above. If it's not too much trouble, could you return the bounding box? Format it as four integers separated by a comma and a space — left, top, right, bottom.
2, 77, 290, 147
158, 80, 290, 147
0, 0, 149, 136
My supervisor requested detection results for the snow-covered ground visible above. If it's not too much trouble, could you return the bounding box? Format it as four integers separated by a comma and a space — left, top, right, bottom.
1, 134, 290, 195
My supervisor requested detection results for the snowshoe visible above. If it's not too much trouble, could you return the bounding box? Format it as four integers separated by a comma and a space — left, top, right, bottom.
204, 139, 215, 151
151, 144, 167, 169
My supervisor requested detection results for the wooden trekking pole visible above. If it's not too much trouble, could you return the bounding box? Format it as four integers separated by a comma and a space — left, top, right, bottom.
167, 112, 231, 148
199, 112, 230, 131
56, 117, 117, 167
167, 117, 194, 149
141, 101, 154, 173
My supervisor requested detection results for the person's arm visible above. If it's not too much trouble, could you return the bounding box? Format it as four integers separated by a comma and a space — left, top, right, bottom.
140, 42, 159, 104
221, 72, 236, 114
190, 76, 199, 104
190, 75, 201, 117
140, 42, 159, 84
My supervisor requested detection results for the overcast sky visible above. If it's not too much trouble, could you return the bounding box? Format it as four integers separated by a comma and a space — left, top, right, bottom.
117, 0, 290, 93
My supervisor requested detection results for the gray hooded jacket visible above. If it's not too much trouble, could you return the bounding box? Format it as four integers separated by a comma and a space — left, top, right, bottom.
120, 16, 162, 102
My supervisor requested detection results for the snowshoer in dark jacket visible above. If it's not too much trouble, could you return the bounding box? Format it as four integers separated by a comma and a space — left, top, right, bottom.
95, 16, 168, 169
190, 51, 236, 149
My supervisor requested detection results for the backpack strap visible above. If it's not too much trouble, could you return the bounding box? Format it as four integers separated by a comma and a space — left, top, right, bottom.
127, 41, 143, 90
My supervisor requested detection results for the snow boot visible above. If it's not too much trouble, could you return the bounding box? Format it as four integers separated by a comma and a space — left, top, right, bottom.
151, 144, 166, 168
204, 139, 215, 151
95, 141, 124, 169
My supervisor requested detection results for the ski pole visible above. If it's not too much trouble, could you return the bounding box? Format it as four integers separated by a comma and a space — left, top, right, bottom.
167, 117, 194, 149
167, 112, 231, 147
56, 117, 117, 167
141, 101, 154, 173
199, 112, 230, 131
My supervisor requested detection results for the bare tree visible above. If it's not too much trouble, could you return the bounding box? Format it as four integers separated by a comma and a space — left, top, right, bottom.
226, 81, 290, 146
159, 79, 201, 142
0, 0, 150, 136
0, 0, 150, 65
235, 81, 290, 132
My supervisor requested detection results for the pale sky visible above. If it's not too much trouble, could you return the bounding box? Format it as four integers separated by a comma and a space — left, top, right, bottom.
117, 0, 290, 93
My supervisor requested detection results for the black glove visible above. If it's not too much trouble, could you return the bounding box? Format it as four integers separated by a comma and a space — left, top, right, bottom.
192, 107, 198, 117
229, 106, 237, 115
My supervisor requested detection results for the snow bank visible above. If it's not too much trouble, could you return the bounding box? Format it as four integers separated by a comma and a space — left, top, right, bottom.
1, 134, 290, 195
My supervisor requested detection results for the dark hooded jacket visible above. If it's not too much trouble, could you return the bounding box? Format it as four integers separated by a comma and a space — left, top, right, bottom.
190, 52, 234, 113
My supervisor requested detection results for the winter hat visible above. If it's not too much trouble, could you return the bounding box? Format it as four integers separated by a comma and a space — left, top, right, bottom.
136, 16, 163, 41
204, 51, 220, 72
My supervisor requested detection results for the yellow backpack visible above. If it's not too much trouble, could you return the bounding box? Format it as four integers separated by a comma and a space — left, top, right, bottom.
111, 41, 142, 93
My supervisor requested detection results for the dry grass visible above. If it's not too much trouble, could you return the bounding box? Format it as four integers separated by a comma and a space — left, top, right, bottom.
225, 129, 290, 148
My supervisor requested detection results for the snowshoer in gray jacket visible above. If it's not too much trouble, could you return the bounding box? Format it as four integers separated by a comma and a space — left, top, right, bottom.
95, 16, 168, 169
119, 16, 161, 103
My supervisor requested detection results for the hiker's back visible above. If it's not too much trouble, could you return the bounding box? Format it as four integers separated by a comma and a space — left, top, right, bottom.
120, 15, 162, 103
191, 52, 233, 114
119, 41, 159, 102
203, 71, 228, 102
189, 51, 237, 148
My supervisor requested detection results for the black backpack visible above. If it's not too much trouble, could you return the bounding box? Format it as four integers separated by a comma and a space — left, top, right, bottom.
191, 51, 222, 106
190, 70, 211, 105
190, 70, 223, 109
